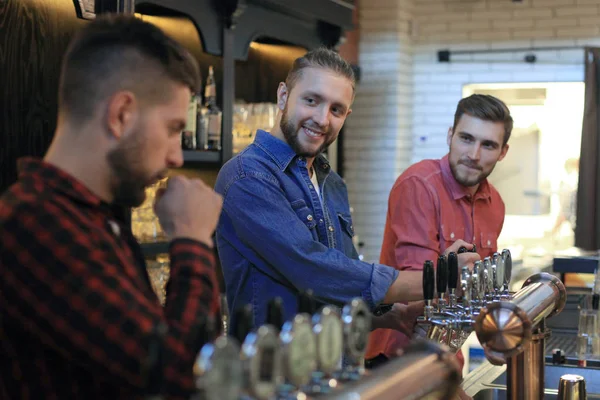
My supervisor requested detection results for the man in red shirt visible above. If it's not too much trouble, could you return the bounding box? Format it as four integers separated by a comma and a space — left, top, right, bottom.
0, 15, 223, 399
365, 94, 511, 372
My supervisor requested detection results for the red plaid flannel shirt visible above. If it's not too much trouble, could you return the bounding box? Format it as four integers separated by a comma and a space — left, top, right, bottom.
0, 158, 220, 399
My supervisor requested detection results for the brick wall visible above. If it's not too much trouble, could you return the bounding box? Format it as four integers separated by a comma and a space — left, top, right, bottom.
344, 0, 414, 261
412, 0, 598, 163
346, 0, 600, 262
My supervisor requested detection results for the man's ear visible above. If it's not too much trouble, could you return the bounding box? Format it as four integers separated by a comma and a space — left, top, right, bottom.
446, 127, 453, 147
277, 82, 288, 111
498, 143, 510, 162
105, 90, 137, 140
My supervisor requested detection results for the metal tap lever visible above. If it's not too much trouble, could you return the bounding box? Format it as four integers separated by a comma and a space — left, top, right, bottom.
298, 289, 317, 315
461, 266, 472, 315
501, 249, 512, 298
437, 255, 448, 311
266, 297, 285, 331
447, 252, 459, 308
471, 262, 481, 310
423, 260, 435, 319
483, 257, 493, 301
232, 304, 253, 344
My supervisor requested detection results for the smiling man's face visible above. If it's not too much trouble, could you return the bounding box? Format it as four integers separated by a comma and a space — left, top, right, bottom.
278, 67, 353, 158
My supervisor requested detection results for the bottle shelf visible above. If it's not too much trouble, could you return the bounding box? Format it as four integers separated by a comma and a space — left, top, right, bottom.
140, 241, 170, 257
182, 150, 221, 164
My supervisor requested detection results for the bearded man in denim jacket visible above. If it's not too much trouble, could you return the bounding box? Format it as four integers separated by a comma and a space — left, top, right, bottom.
215, 48, 478, 332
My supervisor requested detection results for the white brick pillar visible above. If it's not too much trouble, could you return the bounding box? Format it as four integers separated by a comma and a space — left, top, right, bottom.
344, 0, 414, 262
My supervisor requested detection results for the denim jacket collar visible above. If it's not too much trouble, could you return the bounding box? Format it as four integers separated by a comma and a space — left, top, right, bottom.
253, 130, 297, 171
253, 129, 332, 173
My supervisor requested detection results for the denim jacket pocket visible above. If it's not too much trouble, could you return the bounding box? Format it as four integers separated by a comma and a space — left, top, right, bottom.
291, 200, 318, 238
338, 213, 355, 237
338, 213, 358, 259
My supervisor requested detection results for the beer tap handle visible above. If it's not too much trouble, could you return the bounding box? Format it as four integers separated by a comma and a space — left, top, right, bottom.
483, 257, 493, 297
423, 260, 435, 301
471, 262, 481, 305
298, 289, 317, 315
461, 266, 472, 310
477, 260, 486, 300
471, 244, 477, 253
492, 252, 501, 269
482, 268, 490, 302
266, 297, 285, 331
232, 304, 253, 344
447, 252, 459, 308
458, 246, 468, 254
502, 249, 512, 294
494, 252, 505, 294
423, 260, 435, 319
437, 255, 448, 299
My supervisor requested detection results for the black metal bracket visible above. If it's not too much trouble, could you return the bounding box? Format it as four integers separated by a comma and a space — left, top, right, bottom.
212, 0, 247, 29
438, 46, 586, 64
317, 20, 343, 49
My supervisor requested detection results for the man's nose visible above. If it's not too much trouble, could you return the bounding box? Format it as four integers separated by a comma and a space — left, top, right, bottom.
167, 144, 184, 168
314, 106, 330, 129
467, 143, 481, 161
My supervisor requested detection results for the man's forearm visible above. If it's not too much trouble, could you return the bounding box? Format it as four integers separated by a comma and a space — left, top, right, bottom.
382, 271, 424, 303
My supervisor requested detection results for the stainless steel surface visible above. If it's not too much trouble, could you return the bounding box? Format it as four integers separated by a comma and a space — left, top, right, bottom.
473, 388, 591, 400
324, 341, 460, 400
463, 358, 600, 400
558, 374, 587, 400
475, 272, 567, 356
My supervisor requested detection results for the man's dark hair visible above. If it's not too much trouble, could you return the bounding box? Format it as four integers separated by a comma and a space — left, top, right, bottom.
58, 14, 200, 126
452, 94, 513, 146
285, 47, 356, 95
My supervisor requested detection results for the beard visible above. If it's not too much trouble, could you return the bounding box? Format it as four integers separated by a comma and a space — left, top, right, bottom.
280, 103, 335, 158
449, 154, 493, 187
106, 123, 165, 208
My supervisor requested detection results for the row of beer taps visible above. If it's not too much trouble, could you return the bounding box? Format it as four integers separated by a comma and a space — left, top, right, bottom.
416, 247, 513, 352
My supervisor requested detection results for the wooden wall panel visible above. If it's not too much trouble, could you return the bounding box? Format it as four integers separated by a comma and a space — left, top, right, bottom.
0, 0, 86, 193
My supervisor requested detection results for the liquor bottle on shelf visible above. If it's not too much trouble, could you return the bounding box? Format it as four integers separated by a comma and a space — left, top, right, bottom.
181, 89, 198, 150
204, 65, 222, 151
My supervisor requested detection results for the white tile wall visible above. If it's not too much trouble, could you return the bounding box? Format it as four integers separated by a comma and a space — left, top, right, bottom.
344, 0, 414, 261
345, 0, 599, 262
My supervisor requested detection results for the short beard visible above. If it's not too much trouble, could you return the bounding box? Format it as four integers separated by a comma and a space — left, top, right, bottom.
449, 157, 492, 187
106, 125, 153, 208
280, 104, 332, 158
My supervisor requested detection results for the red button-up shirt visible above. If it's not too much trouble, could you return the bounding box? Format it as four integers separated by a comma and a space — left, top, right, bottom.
0, 158, 219, 399
366, 154, 505, 361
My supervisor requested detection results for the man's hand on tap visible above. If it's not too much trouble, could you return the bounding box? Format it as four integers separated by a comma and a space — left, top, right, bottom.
371, 302, 425, 335
382, 240, 481, 304
445, 240, 480, 297
444, 240, 481, 268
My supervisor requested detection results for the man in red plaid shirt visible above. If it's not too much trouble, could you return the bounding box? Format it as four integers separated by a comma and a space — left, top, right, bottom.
0, 14, 223, 399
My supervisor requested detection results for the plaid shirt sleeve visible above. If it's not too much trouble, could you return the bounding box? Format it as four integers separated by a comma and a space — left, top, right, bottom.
0, 200, 219, 398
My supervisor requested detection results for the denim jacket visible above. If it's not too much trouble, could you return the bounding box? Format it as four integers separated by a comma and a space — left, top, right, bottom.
215, 130, 399, 330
